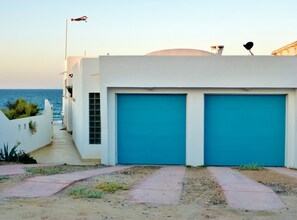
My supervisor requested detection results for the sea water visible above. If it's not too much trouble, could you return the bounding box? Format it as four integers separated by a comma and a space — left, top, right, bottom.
0, 89, 62, 121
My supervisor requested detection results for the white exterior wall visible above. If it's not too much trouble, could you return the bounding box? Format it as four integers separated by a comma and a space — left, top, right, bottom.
63, 57, 83, 131
99, 56, 297, 167
71, 58, 100, 159
0, 100, 53, 153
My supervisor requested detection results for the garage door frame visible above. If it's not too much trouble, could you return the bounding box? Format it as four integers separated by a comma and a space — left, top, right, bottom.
116, 93, 186, 165
204, 94, 286, 166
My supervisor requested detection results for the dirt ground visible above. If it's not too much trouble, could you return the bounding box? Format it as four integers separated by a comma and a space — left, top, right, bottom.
1, 166, 297, 220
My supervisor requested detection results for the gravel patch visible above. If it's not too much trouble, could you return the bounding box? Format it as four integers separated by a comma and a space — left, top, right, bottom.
238, 169, 297, 195
180, 167, 226, 206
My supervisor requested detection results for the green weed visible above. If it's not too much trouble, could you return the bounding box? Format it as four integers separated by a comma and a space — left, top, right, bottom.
239, 164, 265, 171
68, 187, 103, 198
0, 176, 9, 181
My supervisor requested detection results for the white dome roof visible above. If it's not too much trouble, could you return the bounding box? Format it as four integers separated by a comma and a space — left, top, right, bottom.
146, 48, 214, 56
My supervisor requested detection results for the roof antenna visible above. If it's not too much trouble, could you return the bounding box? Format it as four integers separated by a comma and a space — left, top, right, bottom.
243, 42, 254, 56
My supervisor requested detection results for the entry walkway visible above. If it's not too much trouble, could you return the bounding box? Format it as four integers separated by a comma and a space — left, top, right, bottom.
30, 122, 98, 165
0, 166, 130, 198
208, 167, 285, 211
127, 166, 185, 205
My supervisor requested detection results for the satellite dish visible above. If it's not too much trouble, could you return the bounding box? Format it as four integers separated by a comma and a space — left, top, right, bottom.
243, 42, 254, 56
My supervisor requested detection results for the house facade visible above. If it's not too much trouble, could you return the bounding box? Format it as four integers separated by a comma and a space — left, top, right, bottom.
63, 50, 297, 168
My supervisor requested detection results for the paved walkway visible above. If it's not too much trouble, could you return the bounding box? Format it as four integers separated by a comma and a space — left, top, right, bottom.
30, 123, 98, 165
268, 167, 297, 179
0, 164, 61, 176
0, 166, 130, 198
208, 167, 285, 211
127, 166, 185, 205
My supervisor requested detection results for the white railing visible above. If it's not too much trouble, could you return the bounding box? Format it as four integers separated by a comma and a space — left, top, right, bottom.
0, 99, 53, 153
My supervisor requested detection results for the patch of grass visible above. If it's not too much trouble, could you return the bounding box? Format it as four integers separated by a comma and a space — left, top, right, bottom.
25, 166, 66, 175
25, 165, 101, 176
238, 164, 265, 171
0, 176, 9, 181
68, 186, 103, 198
95, 182, 130, 192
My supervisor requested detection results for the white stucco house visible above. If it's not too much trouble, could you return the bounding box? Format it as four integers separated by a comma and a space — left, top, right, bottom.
62, 48, 297, 168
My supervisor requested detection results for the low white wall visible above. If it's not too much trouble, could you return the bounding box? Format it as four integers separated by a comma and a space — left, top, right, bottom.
0, 100, 53, 153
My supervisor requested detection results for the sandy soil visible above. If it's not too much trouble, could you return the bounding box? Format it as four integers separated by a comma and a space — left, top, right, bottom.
0, 166, 297, 219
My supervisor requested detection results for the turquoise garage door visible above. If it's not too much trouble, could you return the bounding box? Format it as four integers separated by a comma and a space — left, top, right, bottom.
117, 94, 186, 165
205, 95, 285, 166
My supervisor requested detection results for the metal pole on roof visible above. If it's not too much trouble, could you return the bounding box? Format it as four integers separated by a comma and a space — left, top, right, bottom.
65, 19, 68, 61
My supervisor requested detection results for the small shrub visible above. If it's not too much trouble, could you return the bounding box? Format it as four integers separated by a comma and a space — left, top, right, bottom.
29, 120, 37, 134
18, 151, 37, 164
239, 164, 265, 171
0, 143, 19, 162
1, 98, 39, 120
68, 186, 103, 198
0, 176, 9, 181
95, 182, 130, 192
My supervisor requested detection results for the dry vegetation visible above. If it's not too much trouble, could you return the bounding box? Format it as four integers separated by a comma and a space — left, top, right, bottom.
181, 167, 226, 206
1, 165, 297, 219
238, 169, 297, 195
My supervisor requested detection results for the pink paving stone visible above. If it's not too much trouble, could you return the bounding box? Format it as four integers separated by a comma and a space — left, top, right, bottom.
128, 166, 185, 205
0, 166, 130, 198
208, 167, 285, 211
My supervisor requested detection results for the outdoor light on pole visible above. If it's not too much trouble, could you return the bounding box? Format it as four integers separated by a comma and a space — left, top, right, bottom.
64, 16, 88, 61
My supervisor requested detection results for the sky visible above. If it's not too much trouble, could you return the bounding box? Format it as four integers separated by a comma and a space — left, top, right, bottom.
1, 0, 297, 89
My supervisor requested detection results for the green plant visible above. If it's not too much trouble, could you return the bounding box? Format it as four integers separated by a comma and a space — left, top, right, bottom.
95, 182, 130, 192
28, 120, 37, 134
0, 143, 19, 162
68, 186, 103, 198
0, 176, 9, 181
18, 150, 37, 164
239, 164, 265, 171
1, 98, 39, 120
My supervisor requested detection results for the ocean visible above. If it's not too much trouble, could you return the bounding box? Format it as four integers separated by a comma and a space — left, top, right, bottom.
0, 89, 63, 121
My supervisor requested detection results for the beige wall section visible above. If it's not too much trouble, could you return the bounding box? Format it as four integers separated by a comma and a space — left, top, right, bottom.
272, 41, 297, 56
